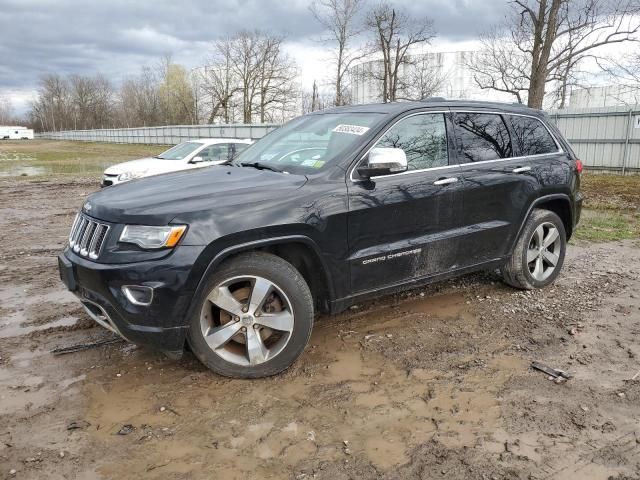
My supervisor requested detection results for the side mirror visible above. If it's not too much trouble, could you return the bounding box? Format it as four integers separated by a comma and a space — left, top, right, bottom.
191, 156, 205, 163
357, 147, 407, 178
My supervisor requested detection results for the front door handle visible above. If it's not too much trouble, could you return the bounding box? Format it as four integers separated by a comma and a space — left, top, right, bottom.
433, 177, 458, 186
512, 166, 532, 174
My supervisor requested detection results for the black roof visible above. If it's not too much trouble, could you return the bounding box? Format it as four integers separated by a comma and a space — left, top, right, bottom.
317, 99, 544, 117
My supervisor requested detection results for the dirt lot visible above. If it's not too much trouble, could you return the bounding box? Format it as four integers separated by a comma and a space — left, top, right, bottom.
1, 142, 639, 479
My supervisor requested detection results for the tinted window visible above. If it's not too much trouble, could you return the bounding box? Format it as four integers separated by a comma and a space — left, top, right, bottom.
375, 113, 448, 170
509, 116, 558, 155
454, 113, 512, 162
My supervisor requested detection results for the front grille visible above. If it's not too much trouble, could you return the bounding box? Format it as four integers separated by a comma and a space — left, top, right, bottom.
68, 213, 110, 260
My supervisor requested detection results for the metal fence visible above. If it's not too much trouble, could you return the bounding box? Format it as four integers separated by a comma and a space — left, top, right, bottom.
549, 106, 640, 174
36, 124, 279, 144
36, 107, 640, 174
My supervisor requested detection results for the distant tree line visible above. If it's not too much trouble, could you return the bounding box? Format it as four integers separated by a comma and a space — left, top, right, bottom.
30, 55, 197, 131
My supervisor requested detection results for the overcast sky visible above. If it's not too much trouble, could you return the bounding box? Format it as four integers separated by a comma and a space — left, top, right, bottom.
0, 0, 510, 115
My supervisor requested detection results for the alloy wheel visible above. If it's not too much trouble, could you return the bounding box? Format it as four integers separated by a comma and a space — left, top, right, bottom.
527, 222, 561, 282
199, 275, 295, 366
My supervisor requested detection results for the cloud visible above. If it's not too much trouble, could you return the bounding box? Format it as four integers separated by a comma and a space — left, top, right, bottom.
0, 0, 509, 113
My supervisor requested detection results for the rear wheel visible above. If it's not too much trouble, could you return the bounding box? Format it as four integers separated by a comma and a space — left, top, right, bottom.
501, 209, 566, 290
187, 252, 314, 378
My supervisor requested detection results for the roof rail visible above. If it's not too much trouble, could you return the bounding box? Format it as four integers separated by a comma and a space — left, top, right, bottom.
421, 96, 447, 102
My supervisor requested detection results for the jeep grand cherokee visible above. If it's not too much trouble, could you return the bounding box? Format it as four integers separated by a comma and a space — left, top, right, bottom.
58, 100, 583, 378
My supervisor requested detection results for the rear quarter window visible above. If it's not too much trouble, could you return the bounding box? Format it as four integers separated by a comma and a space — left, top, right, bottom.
509, 115, 559, 156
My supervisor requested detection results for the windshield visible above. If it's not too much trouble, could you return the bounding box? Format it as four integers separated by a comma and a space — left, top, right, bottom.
155, 141, 203, 160
233, 113, 385, 174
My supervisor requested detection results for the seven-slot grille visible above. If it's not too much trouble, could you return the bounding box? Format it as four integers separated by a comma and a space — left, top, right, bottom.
68, 213, 110, 260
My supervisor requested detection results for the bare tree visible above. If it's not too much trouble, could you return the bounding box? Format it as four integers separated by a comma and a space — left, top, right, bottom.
467, 32, 531, 104
471, 0, 640, 108
310, 0, 366, 106
118, 67, 162, 127
365, 2, 436, 102
0, 95, 16, 125
68, 74, 114, 129
256, 35, 299, 122
396, 56, 448, 101
157, 55, 196, 124
202, 39, 241, 123
30, 74, 73, 131
595, 52, 640, 104
203, 31, 298, 124
301, 80, 332, 113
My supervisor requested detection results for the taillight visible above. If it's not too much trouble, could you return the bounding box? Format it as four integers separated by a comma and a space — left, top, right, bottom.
575, 159, 583, 174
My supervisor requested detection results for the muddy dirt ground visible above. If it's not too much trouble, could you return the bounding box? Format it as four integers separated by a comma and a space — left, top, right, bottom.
1, 176, 639, 480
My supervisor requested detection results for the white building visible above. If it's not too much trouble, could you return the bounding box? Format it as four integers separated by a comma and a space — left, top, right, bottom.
349, 50, 516, 105
569, 85, 640, 108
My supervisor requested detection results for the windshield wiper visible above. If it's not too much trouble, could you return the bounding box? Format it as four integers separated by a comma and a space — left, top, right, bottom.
238, 161, 284, 173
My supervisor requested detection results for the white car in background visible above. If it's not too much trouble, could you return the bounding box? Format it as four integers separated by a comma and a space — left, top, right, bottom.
101, 138, 252, 187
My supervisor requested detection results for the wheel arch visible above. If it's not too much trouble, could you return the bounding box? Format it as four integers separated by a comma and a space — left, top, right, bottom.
191, 235, 334, 317
512, 194, 574, 252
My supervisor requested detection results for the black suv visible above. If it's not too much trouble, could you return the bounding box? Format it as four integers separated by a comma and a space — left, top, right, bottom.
58, 100, 583, 378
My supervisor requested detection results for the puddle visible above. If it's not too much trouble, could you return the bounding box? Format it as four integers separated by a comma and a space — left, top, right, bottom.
0, 151, 116, 177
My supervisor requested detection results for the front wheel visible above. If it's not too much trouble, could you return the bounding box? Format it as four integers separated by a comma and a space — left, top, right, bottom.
501, 209, 567, 290
187, 252, 314, 378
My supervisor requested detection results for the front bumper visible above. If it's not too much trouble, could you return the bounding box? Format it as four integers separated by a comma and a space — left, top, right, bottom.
58, 245, 205, 353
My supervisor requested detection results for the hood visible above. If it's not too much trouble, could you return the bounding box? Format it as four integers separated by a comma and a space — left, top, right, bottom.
104, 157, 181, 175
84, 165, 307, 225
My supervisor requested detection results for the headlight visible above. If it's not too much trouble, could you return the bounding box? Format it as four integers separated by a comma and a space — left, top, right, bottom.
119, 225, 187, 249
118, 170, 147, 182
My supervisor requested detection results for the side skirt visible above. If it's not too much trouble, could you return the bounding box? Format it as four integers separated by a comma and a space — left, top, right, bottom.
329, 257, 507, 314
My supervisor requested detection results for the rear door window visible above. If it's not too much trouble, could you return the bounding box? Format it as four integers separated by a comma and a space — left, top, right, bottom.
453, 113, 513, 163
509, 115, 559, 156
375, 113, 449, 171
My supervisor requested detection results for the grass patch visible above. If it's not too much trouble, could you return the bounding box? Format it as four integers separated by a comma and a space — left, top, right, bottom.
581, 173, 640, 211
574, 209, 640, 242
575, 173, 640, 242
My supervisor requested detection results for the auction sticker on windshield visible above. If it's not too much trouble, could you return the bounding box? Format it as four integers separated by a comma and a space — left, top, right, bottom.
301, 159, 326, 168
333, 124, 370, 135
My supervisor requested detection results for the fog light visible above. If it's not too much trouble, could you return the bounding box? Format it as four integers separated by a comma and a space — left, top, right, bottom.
122, 285, 154, 306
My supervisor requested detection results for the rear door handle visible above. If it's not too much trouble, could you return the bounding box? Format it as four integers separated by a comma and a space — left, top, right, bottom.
433, 177, 458, 186
512, 166, 531, 174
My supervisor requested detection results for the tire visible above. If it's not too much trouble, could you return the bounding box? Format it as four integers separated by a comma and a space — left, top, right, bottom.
501, 209, 567, 290
187, 252, 314, 378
